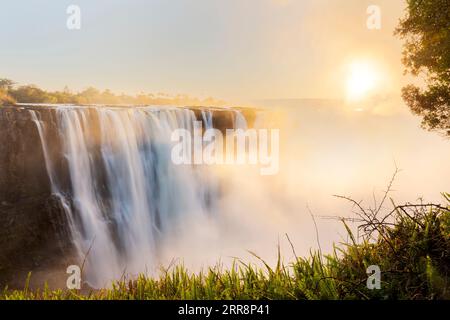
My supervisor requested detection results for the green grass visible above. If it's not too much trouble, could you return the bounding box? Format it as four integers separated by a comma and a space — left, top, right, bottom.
2, 193, 449, 300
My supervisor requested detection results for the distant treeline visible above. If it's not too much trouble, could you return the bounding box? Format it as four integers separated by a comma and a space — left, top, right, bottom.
0, 78, 226, 106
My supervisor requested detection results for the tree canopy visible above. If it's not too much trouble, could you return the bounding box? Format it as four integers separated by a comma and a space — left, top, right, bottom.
395, 0, 450, 136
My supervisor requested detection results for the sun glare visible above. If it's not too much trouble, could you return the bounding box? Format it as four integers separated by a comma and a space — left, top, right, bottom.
346, 61, 380, 102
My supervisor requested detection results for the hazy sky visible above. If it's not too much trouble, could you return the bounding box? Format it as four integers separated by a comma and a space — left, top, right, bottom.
1, 0, 407, 103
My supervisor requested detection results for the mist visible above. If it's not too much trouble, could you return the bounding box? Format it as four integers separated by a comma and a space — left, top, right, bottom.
157, 99, 450, 274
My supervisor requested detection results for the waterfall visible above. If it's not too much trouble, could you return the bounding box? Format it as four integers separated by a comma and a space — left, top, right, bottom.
234, 110, 248, 130
31, 106, 248, 288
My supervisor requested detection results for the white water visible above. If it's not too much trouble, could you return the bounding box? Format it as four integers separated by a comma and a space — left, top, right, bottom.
31, 106, 238, 288
29, 103, 450, 289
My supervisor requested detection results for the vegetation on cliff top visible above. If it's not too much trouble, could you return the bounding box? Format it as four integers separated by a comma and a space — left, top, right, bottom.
0, 79, 16, 106
0, 78, 226, 107
2, 192, 449, 300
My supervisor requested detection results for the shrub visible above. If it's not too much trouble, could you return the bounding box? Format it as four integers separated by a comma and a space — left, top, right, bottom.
0, 89, 16, 106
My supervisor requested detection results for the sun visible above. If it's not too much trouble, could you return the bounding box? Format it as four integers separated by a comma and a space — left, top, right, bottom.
346, 61, 380, 101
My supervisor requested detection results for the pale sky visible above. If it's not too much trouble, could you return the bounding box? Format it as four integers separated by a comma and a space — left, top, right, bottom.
0, 0, 407, 103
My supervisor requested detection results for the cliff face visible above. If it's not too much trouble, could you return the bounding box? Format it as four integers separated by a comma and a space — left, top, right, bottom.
0, 105, 253, 287
0, 106, 71, 284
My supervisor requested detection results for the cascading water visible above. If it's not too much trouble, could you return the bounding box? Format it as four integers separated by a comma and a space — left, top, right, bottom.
234, 110, 248, 130
31, 106, 248, 288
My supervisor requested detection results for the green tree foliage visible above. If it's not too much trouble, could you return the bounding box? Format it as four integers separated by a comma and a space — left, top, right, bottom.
395, 0, 450, 136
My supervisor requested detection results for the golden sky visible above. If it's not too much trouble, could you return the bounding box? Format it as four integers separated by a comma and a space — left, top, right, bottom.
0, 0, 408, 104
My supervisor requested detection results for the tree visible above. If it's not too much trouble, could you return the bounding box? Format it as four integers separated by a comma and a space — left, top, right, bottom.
395, 0, 450, 136
9, 85, 49, 103
0, 78, 16, 106
0, 78, 15, 91
0, 90, 16, 106
75, 87, 101, 104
